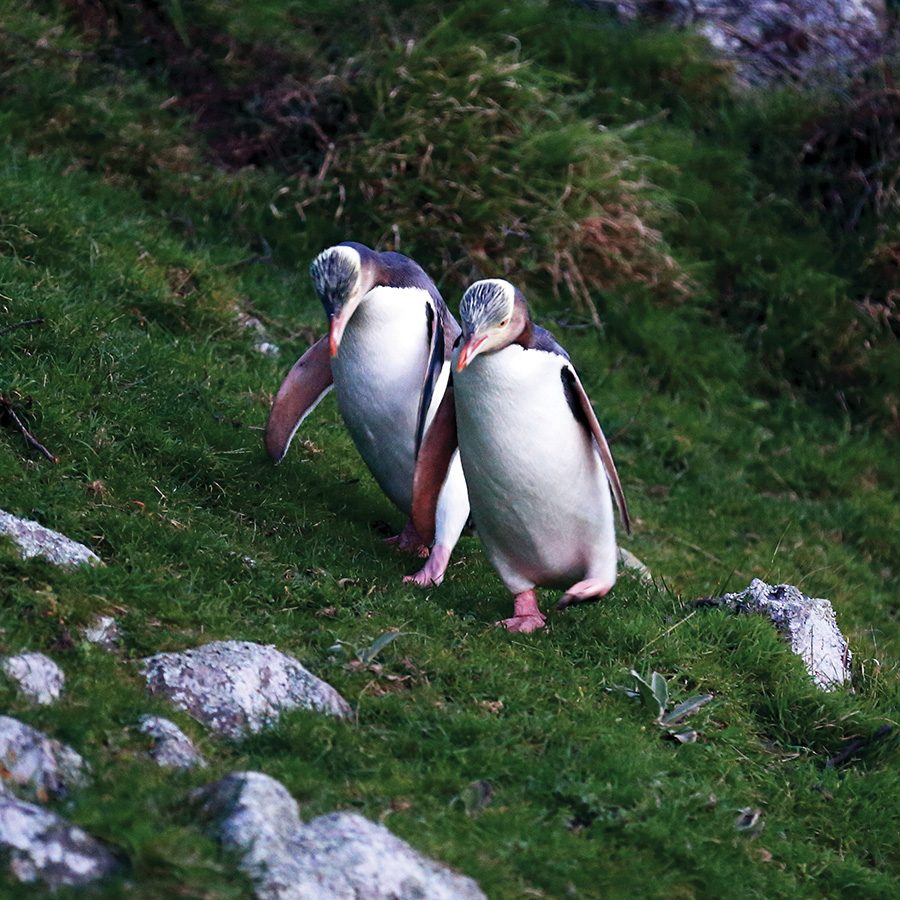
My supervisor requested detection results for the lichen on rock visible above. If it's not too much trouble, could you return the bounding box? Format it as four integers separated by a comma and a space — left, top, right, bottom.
141, 640, 351, 739
0, 510, 101, 568
195, 771, 486, 900
1, 652, 65, 706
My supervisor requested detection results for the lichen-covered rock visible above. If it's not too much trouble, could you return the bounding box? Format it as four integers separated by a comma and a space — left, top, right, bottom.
1, 653, 65, 705
579, 1, 888, 85
0, 792, 118, 888
0, 510, 101, 568
711, 579, 852, 689
139, 715, 206, 770
141, 641, 351, 739
82, 615, 121, 651
195, 771, 485, 900
0, 716, 87, 802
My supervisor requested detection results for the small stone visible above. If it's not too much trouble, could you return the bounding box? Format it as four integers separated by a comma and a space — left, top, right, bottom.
0, 793, 118, 888
1, 653, 64, 705
618, 547, 653, 583
82, 615, 121, 651
141, 640, 352, 739
0, 510, 101, 568
710, 579, 852, 689
138, 716, 206, 770
195, 771, 485, 900
0, 716, 87, 802
253, 341, 281, 356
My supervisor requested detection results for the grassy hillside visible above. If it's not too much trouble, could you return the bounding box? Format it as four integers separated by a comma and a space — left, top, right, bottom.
1, 1, 897, 896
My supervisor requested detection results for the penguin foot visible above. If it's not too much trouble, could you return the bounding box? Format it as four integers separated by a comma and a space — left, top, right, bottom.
403, 543, 451, 587
497, 590, 546, 634
556, 578, 613, 611
384, 519, 430, 557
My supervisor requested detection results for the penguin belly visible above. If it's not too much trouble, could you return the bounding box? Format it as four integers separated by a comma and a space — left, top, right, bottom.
331, 286, 430, 513
454, 345, 616, 594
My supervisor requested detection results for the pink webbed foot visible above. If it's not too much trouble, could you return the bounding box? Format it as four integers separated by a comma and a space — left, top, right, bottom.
496, 590, 546, 634
384, 519, 430, 557
556, 578, 613, 611
403, 543, 451, 588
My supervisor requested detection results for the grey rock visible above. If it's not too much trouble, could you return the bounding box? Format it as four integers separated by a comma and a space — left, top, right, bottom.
0, 510, 101, 568
579, 1, 888, 85
618, 547, 653, 584
0, 716, 87, 802
82, 615, 121, 651
712, 578, 852, 689
254, 341, 281, 356
0, 792, 118, 888
196, 771, 485, 900
1, 653, 64, 705
141, 640, 352, 739
139, 715, 206, 770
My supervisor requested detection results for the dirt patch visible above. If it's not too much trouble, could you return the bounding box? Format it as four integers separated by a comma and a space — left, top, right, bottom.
62, 0, 352, 172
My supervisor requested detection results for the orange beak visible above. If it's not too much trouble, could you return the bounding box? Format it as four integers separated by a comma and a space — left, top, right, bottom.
328, 313, 348, 358
456, 334, 487, 372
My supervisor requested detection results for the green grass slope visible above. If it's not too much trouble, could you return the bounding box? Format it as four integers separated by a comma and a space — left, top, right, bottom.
1, 1, 897, 897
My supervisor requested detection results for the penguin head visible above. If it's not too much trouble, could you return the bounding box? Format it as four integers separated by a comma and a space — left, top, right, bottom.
310, 245, 371, 357
457, 279, 526, 371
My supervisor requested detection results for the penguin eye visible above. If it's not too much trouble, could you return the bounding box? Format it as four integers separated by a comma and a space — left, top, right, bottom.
499, 318, 509, 328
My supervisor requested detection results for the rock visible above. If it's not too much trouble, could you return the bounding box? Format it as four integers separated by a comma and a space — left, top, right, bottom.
195, 771, 486, 900
82, 615, 121, 651
709, 579, 852, 689
618, 547, 653, 584
0, 716, 87, 802
141, 640, 352, 739
1, 653, 64, 705
254, 341, 281, 356
138, 715, 206, 770
0, 510, 101, 568
579, 1, 888, 86
0, 792, 118, 888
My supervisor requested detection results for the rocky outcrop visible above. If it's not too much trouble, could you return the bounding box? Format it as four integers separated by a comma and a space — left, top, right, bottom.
0, 788, 118, 889
82, 615, 121, 651
139, 715, 206, 770
0, 716, 87, 802
1, 653, 64, 706
195, 771, 485, 900
0, 510, 101, 568
704, 578, 852, 689
580, 1, 889, 85
141, 641, 351, 739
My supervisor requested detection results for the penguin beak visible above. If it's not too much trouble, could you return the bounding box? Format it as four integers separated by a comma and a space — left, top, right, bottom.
456, 334, 487, 372
328, 295, 361, 358
328, 313, 347, 358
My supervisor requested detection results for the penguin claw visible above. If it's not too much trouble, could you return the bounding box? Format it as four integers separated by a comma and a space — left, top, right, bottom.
496, 614, 546, 634
384, 519, 430, 556
556, 578, 613, 611
403, 544, 451, 588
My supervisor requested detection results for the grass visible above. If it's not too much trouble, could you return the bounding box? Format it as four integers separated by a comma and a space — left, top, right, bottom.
1, 0, 898, 897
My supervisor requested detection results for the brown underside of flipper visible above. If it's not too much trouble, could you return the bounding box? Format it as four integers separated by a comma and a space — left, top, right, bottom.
411, 386, 458, 545
265, 335, 333, 463
566, 368, 631, 534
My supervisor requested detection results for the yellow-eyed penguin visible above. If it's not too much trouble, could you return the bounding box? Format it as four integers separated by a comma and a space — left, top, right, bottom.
266, 242, 469, 586
412, 278, 630, 631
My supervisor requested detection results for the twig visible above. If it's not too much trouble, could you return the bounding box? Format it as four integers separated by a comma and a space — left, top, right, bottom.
0, 398, 58, 463
825, 725, 893, 769
642, 609, 698, 650
0, 317, 44, 337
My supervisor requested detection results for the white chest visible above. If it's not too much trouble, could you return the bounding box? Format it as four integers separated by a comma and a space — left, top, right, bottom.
330, 286, 431, 511
453, 344, 615, 589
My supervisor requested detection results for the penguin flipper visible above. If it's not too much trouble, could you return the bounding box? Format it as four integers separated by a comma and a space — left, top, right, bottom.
412, 385, 458, 545
561, 366, 631, 535
414, 298, 446, 456
265, 336, 333, 463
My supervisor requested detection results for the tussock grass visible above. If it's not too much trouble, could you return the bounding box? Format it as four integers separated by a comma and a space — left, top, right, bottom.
1, 1, 898, 897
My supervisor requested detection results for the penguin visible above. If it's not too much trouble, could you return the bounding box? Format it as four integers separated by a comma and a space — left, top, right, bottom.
265, 242, 469, 587
412, 278, 630, 632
